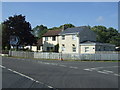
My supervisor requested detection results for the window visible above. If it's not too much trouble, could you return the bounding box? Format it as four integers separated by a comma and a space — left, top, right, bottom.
47, 47, 53, 51
37, 46, 41, 50
72, 44, 75, 47
45, 37, 48, 41
72, 47, 76, 52
62, 35, 65, 40
72, 35, 76, 40
98, 46, 101, 51
62, 44, 65, 51
85, 47, 89, 52
52, 36, 56, 41
103, 47, 106, 51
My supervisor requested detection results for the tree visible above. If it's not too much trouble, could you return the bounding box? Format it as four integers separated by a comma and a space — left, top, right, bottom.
48, 24, 75, 30
32, 25, 48, 38
54, 44, 59, 52
2, 14, 36, 50
91, 25, 107, 43
59, 24, 75, 28
91, 25, 120, 46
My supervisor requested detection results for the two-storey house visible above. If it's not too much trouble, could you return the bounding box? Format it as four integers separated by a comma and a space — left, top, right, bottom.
59, 26, 96, 53
42, 29, 62, 52
59, 26, 115, 54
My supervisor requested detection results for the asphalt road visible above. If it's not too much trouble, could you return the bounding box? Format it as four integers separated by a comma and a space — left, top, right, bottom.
1, 57, 120, 89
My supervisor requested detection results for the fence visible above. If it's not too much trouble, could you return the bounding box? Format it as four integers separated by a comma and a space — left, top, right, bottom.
9, 51, 120, 60
9, 51, 34, 58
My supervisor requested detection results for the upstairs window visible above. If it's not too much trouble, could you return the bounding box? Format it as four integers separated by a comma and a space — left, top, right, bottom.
62, 44, 65, 51
62, 35, 65, 40
52, 36, 56, 41
45, 37, 48, 41
72, 35, 76, 40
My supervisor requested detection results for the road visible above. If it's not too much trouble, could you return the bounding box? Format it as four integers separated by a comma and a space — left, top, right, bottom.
1, 57, 119, 89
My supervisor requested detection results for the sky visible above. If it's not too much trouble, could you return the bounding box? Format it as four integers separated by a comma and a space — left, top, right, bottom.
2, 2, 118, 29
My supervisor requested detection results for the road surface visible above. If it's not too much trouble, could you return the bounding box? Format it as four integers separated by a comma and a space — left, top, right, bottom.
1, 57, 119, 89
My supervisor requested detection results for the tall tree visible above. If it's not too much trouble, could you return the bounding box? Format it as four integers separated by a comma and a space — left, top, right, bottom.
2, 14, 36, 50
48, 24, 75, 30
32, 25, 48, 39
59, 24, 75, 28
91, 25, 120, 46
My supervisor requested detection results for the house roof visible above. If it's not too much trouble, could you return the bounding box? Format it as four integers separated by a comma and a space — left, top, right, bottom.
80, 41, 115, 46
37, 38, 43, 46
42, 29, 62, 37
59, 26, 89, 35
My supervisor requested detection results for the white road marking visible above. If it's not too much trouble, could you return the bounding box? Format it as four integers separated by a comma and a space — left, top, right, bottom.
48, 86, 53, 88
97, 71, 109, 74
0, 65, 6, 69
0, 65, 54, 88
84, 66, 119, 76
103, 70, 113, 73
84, 69, 93, 71
44, 63, 50, 65
8, 68, 13, 71
88, 66, 119, 70
59, 65, 66, 67
51, 63, 58, 66
114, 74, 120, 76
69, 66, 78, 69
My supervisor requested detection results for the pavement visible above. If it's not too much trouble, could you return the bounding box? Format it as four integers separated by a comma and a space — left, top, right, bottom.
1, 57, 120, 89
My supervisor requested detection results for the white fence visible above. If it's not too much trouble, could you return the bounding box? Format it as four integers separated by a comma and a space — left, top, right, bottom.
9, 51, 120, 60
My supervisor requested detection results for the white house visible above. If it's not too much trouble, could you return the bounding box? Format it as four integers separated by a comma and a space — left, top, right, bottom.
58, 26, 115, 54
42, 29, 62, 52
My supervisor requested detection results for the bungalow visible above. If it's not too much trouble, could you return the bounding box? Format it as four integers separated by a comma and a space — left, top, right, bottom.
80, 41, 115, 54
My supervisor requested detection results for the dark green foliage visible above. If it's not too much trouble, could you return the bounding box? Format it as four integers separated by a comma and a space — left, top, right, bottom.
32, 24, 75, 39
2, 14, 37, 50
48, 24, 75, 30
54, 44, 59, 52
59, 24, 75, 28
91, 26, 120, 46
48, 27, 59, 30
32, 25, 48, 38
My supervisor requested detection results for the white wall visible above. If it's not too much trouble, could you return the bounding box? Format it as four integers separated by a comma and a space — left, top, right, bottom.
42, 36, 59, 51
80, 45, 95, 54
59, 34, 79, 53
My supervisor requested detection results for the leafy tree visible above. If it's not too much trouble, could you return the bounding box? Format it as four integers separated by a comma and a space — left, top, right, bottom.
2, 14, 36, 50
91, 25, 120, 46
91, 26, 108, 43
48, 24, 75, 30
48, 27, 59, 30
32, 25, 48, 38
54, 44, 59, 52
59, 24, 75, 28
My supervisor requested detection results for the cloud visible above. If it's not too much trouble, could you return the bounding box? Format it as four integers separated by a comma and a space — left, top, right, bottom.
96, 16, 104, 23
